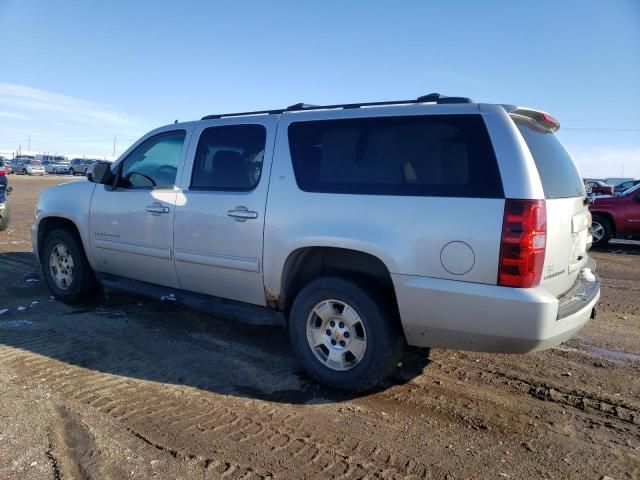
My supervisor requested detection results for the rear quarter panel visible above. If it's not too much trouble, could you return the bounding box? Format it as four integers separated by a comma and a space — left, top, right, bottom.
263, 106, 506, 297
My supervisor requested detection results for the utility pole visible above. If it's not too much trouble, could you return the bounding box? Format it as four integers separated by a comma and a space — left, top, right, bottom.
27, 136, 31, 151
112, 135, 117, 157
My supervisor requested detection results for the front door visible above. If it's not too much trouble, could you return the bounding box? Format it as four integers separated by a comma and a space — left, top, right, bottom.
90, 129, 190, 288
627, 189, 640, 235
173, 118, 276, 306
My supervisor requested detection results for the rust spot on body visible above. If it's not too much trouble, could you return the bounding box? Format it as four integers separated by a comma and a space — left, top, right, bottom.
264, 289, 280, 310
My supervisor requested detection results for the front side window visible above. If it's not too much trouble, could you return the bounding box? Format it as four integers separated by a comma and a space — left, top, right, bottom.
190, 125, 266, 191
119, 130, 186, 189
288, 115, 503, 198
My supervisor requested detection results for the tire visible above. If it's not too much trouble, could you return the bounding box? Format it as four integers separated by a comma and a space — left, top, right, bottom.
590, 215, 612, 248
41, 228, 98, 303
69, 168, 75, 176
23, 168, 28, 175
0, 202, 9, 231
288, 277, 404, 391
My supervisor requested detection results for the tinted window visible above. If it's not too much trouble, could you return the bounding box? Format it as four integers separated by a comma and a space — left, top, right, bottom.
288, 115, 503, 198
119, 130, 185, 189
514, 118, 585, 199
191, 125, 266, 191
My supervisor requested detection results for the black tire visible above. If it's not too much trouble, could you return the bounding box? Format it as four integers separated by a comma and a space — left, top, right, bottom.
41, 228, 98, 303
69, 168, 75, 176
288, 277, 404, 391
591, 215, 612, 248
0, 202, 9, 231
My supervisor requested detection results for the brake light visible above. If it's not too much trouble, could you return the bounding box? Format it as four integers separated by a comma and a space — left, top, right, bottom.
498, 199, 546, 288
539, 112, 560, 131
0, 167, 5, 176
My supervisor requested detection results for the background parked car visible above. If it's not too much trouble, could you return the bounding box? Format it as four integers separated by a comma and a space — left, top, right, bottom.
0, 164, 10, 231
0, 157, 13, 175
68, 158, 98, 176
42, 156, 71, 174
589, 183, 640, 247
614, 179, 640, 195
11, 158, 46, 176
584, 180, 614, 196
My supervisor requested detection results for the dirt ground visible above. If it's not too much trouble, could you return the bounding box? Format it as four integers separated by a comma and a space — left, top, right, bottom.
0, 175, 638, 480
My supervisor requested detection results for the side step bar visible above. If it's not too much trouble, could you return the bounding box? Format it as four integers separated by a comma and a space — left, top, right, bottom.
96, 273, 286, 328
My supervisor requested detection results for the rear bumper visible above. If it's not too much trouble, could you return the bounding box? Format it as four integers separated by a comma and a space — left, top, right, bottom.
392, 259, 600, 353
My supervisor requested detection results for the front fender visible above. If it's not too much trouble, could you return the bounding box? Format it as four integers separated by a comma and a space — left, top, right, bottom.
34, 180, 97, 268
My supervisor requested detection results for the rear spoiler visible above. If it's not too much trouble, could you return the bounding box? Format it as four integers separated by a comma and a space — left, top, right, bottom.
501, 105, 560, 132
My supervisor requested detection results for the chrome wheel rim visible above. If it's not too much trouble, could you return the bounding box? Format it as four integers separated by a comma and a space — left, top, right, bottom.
590, 221, 605, 242
49, 243, 74, 290
306, 299, 367, 371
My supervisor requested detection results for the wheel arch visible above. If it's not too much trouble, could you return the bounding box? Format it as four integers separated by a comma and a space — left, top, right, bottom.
591, 211, 617, 236
276, 246, 400, 324
37, 216, 90, 264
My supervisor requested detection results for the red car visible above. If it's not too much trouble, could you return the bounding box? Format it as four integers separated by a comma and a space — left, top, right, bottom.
589, 183, 640, 246
0, 158, 12, 175
584, 180, 614, 196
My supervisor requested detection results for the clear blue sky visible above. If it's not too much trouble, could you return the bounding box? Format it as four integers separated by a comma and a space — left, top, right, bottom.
1, 0, 638, 177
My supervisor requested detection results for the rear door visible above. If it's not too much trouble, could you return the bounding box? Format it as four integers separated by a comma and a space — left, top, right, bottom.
173, 117, 277, 306
512, 115, 588, 297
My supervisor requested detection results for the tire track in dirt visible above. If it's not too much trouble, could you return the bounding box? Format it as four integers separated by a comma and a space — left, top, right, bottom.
0, 342, 446, 479
427, 357, 640, 428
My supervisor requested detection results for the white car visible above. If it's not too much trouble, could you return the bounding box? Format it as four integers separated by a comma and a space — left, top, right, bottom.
12, 158, 45, 176
32, 93, 600, 391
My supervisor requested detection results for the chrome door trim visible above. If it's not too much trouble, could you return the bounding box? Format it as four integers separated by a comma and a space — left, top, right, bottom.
174, 249, 260, 272
94, 238, 172, 260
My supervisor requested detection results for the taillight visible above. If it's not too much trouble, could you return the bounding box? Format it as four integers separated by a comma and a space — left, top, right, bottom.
0, 167, 5, 176
498, 199, 546, 288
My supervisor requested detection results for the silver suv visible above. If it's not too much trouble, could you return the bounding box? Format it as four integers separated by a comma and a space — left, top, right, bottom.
32, 94, 600, 390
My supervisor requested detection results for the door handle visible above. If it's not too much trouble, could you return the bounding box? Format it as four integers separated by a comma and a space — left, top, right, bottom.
227, 206, 258, 221
145, 204, 170, 215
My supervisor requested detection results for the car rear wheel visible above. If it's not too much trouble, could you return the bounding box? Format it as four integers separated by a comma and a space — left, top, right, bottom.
590, 215, 612, 247
41, 228, 98, 303
288, 277, 404, 391
69, 168, 75, 176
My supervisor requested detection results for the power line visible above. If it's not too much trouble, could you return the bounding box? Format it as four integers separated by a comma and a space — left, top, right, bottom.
563, 127, 640, 132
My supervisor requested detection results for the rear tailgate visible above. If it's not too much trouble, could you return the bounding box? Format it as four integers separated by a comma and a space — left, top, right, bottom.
511, 110, 589, 298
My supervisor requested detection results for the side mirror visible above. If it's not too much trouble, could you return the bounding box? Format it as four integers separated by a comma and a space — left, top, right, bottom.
88, 162, 113, 184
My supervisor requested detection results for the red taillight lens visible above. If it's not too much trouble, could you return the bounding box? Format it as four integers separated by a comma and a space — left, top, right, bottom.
0, 167, 5, 176
498, 199, 546, 288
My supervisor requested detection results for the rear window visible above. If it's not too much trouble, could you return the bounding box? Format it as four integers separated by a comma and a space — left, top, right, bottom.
288, 114, 503, 198
514, 118, 585, 199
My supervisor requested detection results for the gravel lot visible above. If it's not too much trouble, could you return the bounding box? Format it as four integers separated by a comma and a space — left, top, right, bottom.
1, 175, 638, 479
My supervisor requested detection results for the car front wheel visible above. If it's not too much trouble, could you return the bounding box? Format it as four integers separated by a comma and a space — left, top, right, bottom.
41, 228, 98, 303
288, 277, 404, 391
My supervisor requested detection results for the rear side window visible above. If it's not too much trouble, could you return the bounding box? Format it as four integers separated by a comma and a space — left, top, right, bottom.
514, 118, 585, 199
288, 114, 503, 198
191, 125, 266, 191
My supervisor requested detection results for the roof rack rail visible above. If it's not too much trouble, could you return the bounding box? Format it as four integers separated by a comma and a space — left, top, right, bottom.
201, 93, 472, 120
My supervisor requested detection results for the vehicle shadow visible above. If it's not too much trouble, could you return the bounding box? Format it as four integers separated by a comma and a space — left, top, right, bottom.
0, 251, 432, 405
591, 240, 640, 256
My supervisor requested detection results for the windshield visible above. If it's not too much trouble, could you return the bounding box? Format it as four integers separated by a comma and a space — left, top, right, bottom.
621, 183, 640, 196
